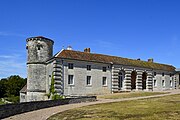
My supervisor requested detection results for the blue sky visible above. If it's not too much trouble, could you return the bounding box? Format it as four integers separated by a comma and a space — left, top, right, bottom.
0, 0, 180, 78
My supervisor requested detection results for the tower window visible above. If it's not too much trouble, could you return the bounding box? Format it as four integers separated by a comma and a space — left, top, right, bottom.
37, 44, 43, 50
68, 63, 74, 69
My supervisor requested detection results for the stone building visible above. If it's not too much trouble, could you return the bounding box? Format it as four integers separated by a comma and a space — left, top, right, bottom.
20, 36, 179, 102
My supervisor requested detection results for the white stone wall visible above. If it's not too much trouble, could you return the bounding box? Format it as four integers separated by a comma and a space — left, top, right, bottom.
20, 93, 27, 103
46, 61, 54, 94
153, 70, 175, 91
26, 92, 46, 102
112, 65, 153, 92
63, 59, 112, 95
27, 64, 46, 92
175, 73, 180, 88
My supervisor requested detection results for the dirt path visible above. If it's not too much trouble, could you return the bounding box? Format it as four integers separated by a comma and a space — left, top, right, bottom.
3, 90, 180, 120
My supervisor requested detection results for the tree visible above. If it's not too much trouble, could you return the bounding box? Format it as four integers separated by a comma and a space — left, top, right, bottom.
0, 75, 27, 100
0, 78, 8, 98
5, 75, 26, 97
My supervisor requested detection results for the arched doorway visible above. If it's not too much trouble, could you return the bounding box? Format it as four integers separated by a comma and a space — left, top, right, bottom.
142, 72, 147, 90
131, 71, 137, 90
118, 71, 124, 90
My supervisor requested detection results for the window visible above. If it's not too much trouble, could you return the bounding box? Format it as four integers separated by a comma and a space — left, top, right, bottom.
162, 73, 164, 76
37, 44, 43, 50
87, 65, 91, 71
170, 80, 172, 87
86, 76, 91, 85
102, 67, 107, 72
68, 75, 74, 85
68, 63, 74, 69
154, 72, 156, 76
102, 77, 107, 86
162, 80, 165, 87
170, 73, 172, 77
154, 79, 157, 87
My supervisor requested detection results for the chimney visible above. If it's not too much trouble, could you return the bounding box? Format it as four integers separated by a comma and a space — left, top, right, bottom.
148, 58, 153, 63
84, 48, 90, 53
67, 46, 72, 50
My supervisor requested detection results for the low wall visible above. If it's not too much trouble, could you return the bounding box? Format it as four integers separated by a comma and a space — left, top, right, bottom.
0, 96, 96, 119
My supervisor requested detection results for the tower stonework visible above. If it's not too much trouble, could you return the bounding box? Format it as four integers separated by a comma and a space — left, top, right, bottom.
26, 36, 54, 102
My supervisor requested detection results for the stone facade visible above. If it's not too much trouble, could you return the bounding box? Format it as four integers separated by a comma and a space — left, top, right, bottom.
25, 37, 54, 102
20, 36, 179, 102
63, 60, 112, 95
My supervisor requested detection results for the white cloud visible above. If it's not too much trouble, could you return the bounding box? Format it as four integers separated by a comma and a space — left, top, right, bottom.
0, 54, 26, 79
0, 31, 26, 37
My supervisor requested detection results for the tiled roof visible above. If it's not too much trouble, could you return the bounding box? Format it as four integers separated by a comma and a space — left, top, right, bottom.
56, 50, 175, 71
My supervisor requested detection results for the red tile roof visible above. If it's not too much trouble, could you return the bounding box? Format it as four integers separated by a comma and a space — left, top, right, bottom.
56, 50, 175, 71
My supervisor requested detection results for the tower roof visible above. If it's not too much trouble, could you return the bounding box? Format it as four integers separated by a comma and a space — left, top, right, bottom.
26, 36, 54, 44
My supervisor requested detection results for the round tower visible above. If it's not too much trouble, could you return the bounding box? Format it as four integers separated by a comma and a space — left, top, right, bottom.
26, 36, 54, 63
26, 36, 54, 102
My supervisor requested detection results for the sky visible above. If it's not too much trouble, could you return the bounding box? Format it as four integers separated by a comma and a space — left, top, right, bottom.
0, 0, 180, 78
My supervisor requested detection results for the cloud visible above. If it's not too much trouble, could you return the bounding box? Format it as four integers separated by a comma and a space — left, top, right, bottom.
0, 54, 26, 79
0, 31, 26, 37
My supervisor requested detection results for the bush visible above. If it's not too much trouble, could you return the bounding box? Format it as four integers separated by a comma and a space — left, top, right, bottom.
5, 95, 19, 103
52, 94, 64, 100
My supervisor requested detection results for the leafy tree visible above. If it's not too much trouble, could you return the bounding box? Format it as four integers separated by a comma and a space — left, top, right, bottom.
5, 75, 26, 97
0, 75, 27, 103
0, 78, 8, 98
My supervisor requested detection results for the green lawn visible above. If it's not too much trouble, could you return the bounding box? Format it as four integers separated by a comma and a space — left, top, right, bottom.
48, 94, 180, 120
98, 92, 167, 99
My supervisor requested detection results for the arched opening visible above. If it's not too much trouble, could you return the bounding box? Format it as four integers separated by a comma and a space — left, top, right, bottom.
131, 71, 137, 90
118, 71, 124, 90
142, 72, 147, 90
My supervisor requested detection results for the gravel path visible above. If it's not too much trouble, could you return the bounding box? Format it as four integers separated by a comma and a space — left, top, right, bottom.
3, 90, 180, 120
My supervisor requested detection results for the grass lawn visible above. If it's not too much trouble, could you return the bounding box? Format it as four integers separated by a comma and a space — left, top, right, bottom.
48, 94, 180, 120
98, 92, 167, 99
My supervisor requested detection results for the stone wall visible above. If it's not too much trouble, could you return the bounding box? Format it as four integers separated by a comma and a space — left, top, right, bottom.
153, 70, 175, 91
0, 96, 96, 119
63, 59, 112, 95
26, 37, 54, 102
112, 64, 175, 92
